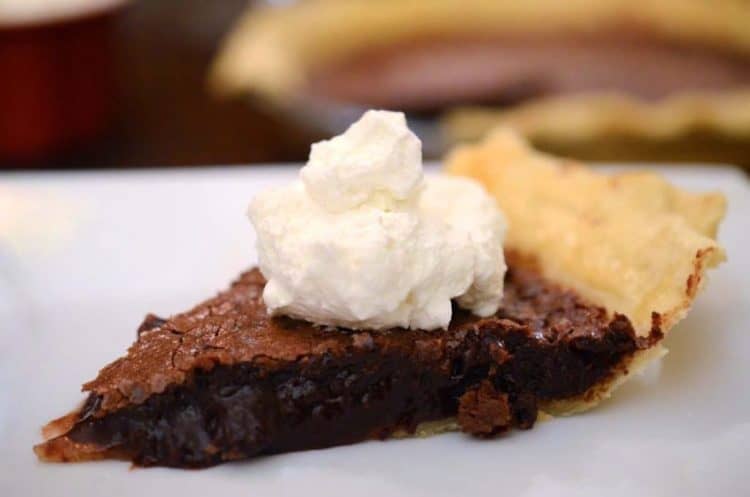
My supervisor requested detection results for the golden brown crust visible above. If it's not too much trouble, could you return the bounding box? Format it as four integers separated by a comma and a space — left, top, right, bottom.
442, 91, 750, 146
445, 130, 726, 413
446, 129, 726, 335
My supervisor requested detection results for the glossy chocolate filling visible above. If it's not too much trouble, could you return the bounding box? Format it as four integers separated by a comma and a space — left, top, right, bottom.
55, 263, 657, 468
305, 30, 750, 112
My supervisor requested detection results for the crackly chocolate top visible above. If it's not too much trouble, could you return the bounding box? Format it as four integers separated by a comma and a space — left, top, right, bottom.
83, 258, 649, 415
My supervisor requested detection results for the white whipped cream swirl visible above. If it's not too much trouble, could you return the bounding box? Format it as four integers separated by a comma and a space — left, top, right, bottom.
249, 110, 507, 330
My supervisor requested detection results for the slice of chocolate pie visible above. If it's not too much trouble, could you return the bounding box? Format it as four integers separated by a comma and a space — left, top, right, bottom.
35, 129, 726, 468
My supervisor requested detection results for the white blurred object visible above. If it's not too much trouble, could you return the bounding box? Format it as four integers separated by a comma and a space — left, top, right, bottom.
0, 0, 126, 27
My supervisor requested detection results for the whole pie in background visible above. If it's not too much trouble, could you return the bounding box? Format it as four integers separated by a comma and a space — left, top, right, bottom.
212, 0, 750, 166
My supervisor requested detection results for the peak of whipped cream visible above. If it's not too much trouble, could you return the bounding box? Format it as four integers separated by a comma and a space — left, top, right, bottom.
301, 110, 422, 212
248, 110, 507, 330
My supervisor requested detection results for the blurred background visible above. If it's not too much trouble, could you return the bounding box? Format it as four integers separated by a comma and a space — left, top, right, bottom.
2, 0, 750, 169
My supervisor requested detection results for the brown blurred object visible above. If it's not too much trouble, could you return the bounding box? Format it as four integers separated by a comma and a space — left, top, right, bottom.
0, 8, 118, 166
0, 0, 314, 169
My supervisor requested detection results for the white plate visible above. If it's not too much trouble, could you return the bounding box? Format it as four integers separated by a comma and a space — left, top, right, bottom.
1, 165, 748, 497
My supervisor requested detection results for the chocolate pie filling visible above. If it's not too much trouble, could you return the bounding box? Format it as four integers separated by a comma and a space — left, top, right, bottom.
305, 30, 750, 112
37, 256, 660, 467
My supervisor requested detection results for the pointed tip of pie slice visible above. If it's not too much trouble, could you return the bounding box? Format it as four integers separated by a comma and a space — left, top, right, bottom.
34, 435, 117, 463
35, 408, 110, 463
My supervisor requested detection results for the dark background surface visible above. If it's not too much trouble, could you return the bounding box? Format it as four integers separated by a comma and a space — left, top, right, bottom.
39, 0, 315, 169
3, 0, 749, 170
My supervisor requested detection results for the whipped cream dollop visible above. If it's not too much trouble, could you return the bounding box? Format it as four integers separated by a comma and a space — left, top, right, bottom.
249, 110, 507, 330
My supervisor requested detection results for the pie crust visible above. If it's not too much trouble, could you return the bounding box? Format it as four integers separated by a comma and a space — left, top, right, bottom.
446, 129, 726, 413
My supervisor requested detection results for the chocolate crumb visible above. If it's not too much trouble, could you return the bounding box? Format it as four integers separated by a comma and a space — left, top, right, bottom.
458, 381, 511, 436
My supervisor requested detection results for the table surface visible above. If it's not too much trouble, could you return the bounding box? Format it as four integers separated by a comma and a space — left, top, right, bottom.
1, 164, 749, 497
